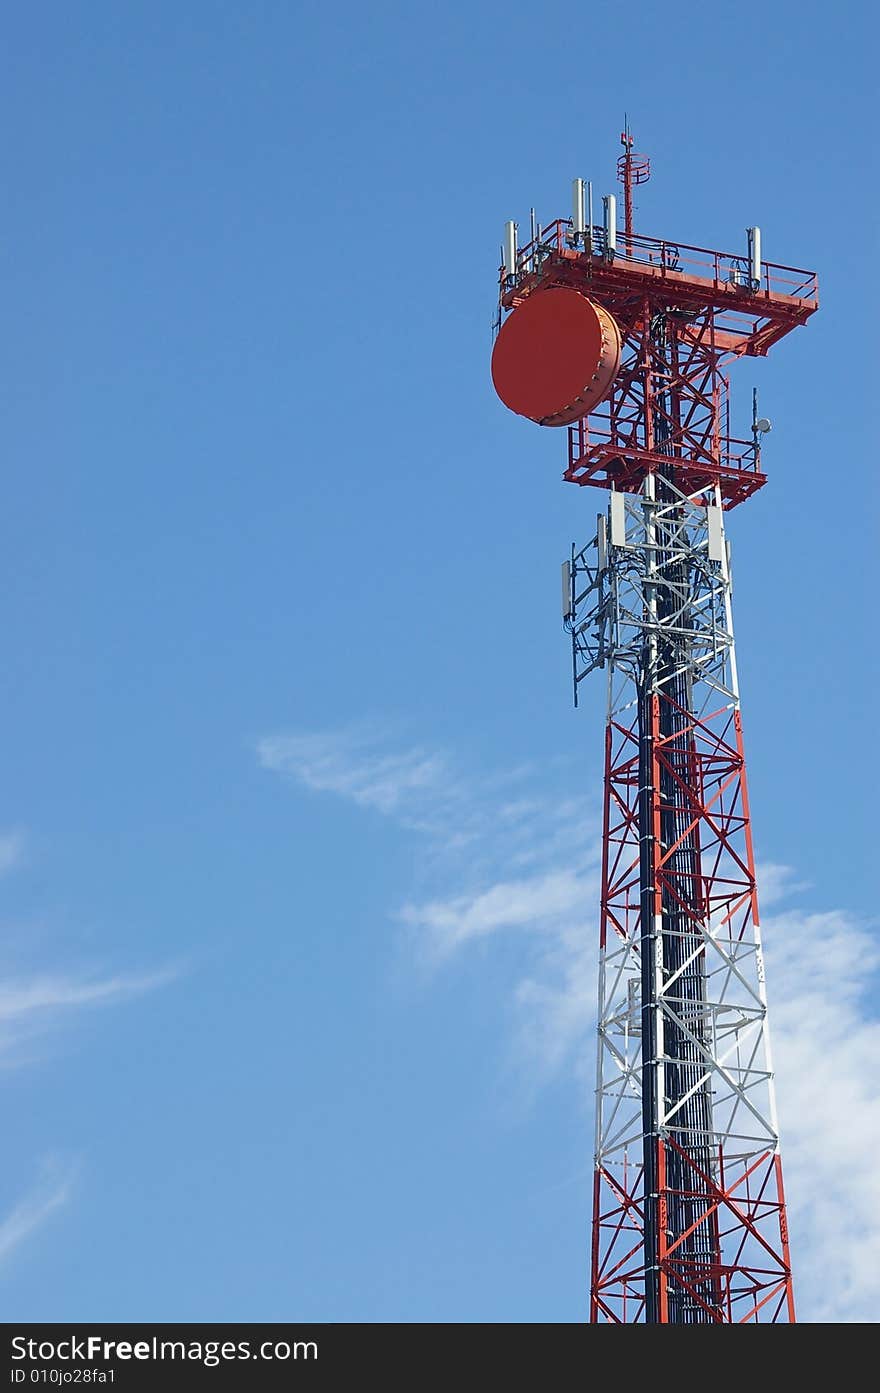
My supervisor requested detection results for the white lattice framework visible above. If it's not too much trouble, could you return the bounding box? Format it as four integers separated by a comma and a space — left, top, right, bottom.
567, 472, 794, 1324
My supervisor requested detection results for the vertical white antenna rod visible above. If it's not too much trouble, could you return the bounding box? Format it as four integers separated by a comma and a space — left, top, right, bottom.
503, 221, 517, 281
747, 226, 761, 288
603, 194, 617, 260
572, 178, 586, 237
588, 181, 593, 256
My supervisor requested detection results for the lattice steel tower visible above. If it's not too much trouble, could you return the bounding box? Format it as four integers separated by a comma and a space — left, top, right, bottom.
490, 128, 818, 1323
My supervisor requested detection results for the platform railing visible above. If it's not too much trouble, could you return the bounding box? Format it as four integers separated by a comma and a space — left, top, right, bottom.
501, 220, 818, 304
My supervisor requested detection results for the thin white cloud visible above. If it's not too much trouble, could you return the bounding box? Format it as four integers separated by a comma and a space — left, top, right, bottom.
257, 731, 448, 818
756, 860, 811, 908
0, 967, 179, 1068
764, 907, 880, 1323
0, 1158, 77, 1266
0, 830, 179, 1272
514, 916, 598, 1081
0, 830, 26, 877
0, 968, 176, 1022
258, 725, 596, 861
261, 726, 879, 1321
400, 868, 590, 955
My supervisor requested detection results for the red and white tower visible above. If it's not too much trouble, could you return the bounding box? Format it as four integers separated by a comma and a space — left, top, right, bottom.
491, 131, 818, 1323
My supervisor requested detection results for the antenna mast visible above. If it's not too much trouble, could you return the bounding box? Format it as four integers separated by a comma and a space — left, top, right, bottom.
491, 130, 818, 1322
617, 117, 650, 255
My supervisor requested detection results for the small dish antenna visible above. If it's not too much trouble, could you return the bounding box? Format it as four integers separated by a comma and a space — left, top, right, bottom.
752, 388, 771, 437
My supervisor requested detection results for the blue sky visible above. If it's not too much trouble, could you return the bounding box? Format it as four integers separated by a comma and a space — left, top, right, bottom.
0, 1, 876, 1322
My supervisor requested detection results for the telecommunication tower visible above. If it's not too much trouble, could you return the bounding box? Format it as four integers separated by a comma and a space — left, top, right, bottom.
491, 127, 818, 1323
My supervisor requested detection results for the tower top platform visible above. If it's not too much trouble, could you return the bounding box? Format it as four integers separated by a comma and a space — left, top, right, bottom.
500, 221, 817, 359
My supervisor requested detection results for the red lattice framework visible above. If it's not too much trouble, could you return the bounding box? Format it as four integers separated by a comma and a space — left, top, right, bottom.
499, 221, 817, 508
591, 697, 795, 1323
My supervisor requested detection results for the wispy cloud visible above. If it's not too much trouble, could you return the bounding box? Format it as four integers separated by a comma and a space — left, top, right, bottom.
0, 827, 179, 1271
401, 867, 590, 955
259, 725, 596, 864
0, 829, 26, 877
0, 1158, 78, 1266
756, 860, 811, 908
261, 727, 880, 1321
0, 967, 179, 1069
257, 730, 449, 819
0, 968, 176, 1022
764, 904, 880, 1323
